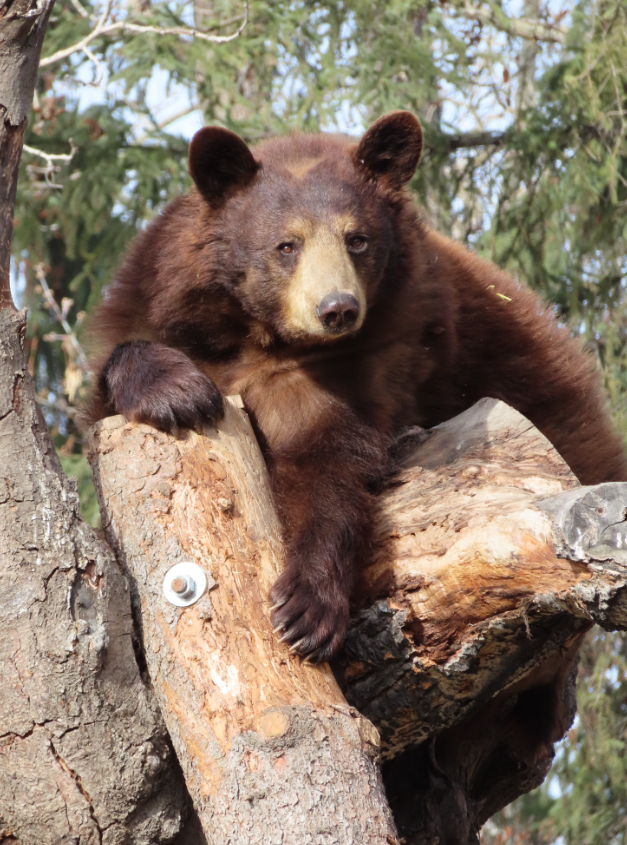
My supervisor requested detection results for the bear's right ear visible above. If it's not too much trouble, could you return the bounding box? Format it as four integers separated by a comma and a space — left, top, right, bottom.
354, 111, 422, 190
189, 126, 259, 206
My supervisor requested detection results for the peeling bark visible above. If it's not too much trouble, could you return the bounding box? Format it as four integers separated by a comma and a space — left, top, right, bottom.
88, 396, 627, 844
88, 399, 399, 845
339, 399, 585, 755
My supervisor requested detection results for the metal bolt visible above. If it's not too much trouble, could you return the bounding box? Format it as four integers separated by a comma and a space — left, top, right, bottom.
171, 577, 187, 593
163, 562, 208, 607
171, 576, 196, 598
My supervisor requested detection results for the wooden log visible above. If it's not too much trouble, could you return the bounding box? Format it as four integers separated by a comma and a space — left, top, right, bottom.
88, 396, 627, 844
335, 398, 627, 842
88, 397, 398, 845
339, 396, 583, 754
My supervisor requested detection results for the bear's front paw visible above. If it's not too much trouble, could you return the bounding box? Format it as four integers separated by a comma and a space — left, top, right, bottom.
269, 566, 350, 664
104, 342, 224, 433
128, 369, 223, 433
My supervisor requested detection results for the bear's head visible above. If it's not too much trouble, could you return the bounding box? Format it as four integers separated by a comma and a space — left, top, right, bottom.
188, 111, 422, 346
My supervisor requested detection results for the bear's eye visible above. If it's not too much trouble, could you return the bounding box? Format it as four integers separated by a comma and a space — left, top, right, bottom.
347, 235, 369, 254
278, 242, 295, 255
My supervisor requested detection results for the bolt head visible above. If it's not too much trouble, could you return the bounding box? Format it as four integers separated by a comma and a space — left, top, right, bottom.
162, 562, 207, 607
169, 575, 196, 599
171, 576, 188, 594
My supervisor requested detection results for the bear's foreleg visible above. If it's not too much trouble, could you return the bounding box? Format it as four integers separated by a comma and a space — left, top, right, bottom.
99, 340, 224, 431
265, 411, 387, 663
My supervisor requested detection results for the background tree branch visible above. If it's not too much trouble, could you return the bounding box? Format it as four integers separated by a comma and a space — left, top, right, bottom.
456, 2, 567, 44
38, 0, 248, 70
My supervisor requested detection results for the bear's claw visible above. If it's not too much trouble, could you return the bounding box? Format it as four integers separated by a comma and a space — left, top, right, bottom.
269, 565, 350, 663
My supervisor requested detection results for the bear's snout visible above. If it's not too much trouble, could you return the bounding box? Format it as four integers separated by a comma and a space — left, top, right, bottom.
316, 292, 360, 333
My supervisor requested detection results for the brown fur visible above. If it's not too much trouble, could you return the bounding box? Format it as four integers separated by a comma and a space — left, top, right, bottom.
83, 112, 627, 666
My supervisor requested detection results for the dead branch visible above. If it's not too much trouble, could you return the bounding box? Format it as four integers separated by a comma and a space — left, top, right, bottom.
39, 0, 248, 74
88, 398, 398, 844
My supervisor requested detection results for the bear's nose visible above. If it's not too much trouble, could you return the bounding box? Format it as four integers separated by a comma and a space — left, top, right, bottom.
316, 293, 360, 332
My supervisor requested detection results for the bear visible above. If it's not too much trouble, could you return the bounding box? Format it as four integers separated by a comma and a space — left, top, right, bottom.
84, 110, 627, 664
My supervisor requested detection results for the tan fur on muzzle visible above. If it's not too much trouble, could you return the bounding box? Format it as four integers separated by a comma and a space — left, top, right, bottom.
282, 221, 366, 340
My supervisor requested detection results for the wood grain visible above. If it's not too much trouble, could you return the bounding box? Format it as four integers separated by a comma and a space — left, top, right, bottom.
89, 397, 398, 845
88, 395, 627, 844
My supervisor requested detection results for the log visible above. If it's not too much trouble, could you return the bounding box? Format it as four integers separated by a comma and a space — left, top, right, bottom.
88, 397, 398, 845
337, 398, 627, 842
340, 396, 584, 753
88, 394, 627, 844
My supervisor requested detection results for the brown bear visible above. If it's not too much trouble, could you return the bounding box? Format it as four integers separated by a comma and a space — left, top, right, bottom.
84, 111, 627, 663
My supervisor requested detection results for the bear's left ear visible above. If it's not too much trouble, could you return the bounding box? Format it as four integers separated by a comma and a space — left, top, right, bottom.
189, 126, 260, 206
354, 111, 422, 190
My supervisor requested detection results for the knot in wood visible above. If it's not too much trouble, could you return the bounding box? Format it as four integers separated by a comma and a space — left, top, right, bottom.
259, 711, 290, 738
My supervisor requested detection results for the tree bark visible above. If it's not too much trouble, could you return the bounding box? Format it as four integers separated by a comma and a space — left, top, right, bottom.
0, 0, 56, 306
88, 396, 627, 844
87, 398, 399, 845
0, 309, 192, 845
338, 398, 627, 842
0, 5, 195, 843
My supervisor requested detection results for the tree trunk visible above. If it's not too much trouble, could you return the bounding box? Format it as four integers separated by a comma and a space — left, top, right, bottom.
0, 309, 193, 845
0, 0, 56, 305
87, 397, 627, 844
0, 4, 194, 843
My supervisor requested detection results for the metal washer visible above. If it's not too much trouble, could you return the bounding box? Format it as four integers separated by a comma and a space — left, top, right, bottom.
163, 562, 208, 607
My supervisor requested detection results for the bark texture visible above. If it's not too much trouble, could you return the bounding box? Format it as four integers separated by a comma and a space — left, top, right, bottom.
339, 398, 583, 753
88, 395, 627, 844
88, 398, 399, 845
0, 309, 189, 845
335, 398, 627, 842
1, 4, 193, 841
0, 0, 56, 304
0, 112, 24, 307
